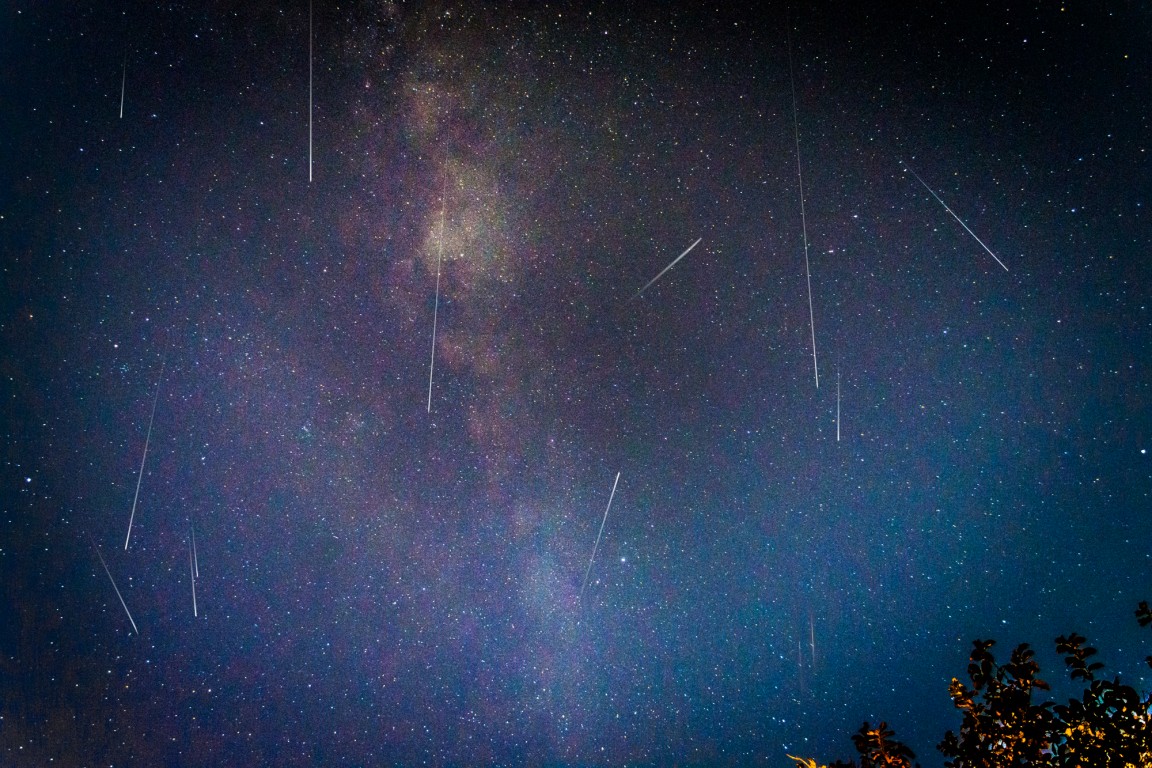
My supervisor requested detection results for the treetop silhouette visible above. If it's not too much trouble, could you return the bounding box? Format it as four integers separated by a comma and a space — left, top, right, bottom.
794, 602, 1152, 768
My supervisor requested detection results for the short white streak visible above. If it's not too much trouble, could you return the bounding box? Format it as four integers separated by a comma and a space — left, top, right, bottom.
579, 471, 621, 601
191, 522, 199, 578
94, 542, 138, 635
633, 238, 702, 298
902, 162, 1009, 272
190, 540, 198, 618
836, 369, 841, 442
119, 54, 126, 119
125, 357, 165, 550
308, 0, 313, 183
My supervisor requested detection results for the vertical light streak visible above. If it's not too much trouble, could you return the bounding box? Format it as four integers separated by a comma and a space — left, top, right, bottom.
125, 357, 165, 550
787, 26, 819, 388
427, 167, 448, 413
579, 471, 621, 601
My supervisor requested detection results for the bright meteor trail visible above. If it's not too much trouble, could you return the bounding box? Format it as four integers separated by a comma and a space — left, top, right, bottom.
118, 53, 126, 119
426, 166, 448, 413
787, 26, 819, 389
902, 161, 1010, 272
579, 471, 621, 601
633, 238, 702, 299
124, 357, 165, 550
308, 0, 313, 183
189, 538, 198, 618
93, 540, 138, 635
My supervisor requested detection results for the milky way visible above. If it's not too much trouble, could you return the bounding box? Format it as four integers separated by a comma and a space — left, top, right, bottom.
3, 2, 1150, 765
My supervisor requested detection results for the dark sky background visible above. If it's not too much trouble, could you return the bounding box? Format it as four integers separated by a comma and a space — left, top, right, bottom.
2, 1, 1150, 765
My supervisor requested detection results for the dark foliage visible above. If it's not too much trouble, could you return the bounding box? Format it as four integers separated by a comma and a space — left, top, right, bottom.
827, 722, 918, 768
805, 603, 1152, 768
938, 639, 1057, 766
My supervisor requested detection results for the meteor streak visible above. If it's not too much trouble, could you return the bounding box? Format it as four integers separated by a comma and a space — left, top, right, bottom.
93, 540, 138, 635
189, 538, 198, 618
426, 167, 448, 413
125, 357, 165, 550
902, 161, 1009, 272
119, 53, 126, 119
579, 471, 621, 601
308, 0, 313, 182
633, 238, 702, 299
836, 368, 841, 442
787, 27, 819, 388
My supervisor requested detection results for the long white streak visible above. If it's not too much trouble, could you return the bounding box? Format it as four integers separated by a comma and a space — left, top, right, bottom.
633, 238, 702, 299
579, 471, 621, 601
308, 0, 313, 183
426, 168, 448, 413
192, 522, 199, 578
94, 542, 138, 635
836, 368, 840, 442
119, 53, 126, 119
902, 162, 1009, 272
190, 540, 198, 618
125, 357, 165, 550
788, 28, 819, 388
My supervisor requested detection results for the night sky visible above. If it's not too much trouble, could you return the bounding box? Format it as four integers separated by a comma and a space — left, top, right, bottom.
3, 2, 1151, 765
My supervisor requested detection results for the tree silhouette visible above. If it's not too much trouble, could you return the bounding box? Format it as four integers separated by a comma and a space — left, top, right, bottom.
789, 722, 918, 768
937, 640, 1056, 766
795, 602, 1152, 768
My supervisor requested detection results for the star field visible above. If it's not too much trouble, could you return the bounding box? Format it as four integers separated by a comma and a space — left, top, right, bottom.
2, 2, 1150, 766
